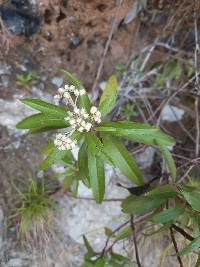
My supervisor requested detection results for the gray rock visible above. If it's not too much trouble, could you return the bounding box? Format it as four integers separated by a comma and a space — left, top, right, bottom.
161, 104, 184, 122
0, 63, 11, 75
7, 258, 23, 267
51, 77, 63, 88
135, 146, 156, 170
0, 98, 34, 136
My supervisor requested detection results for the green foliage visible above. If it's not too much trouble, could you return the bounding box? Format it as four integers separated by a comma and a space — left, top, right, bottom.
99, 75, 118, 117
181, 191, 200, 212
121, 195, 166, 214
17, 70, 192, 264
102, 136, 144, 185
87, 134, 105, 204
120, 102, 138, 121
16, 73, 40, 89
13, 179, 57, 240
150, 203, 185, 224
96, 121, 175, 146
177, 235, 200, 256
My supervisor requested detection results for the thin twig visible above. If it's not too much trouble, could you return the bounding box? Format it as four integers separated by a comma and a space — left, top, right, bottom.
91, 0, 124, 100
169, 227, 184, 267
130, 215, 142, 267
171, 224, 194, 242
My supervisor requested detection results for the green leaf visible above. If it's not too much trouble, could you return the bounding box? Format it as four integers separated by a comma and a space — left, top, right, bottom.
39, 146, 72, 170
103, 136, 144, 186
85, 133, 104, 154
99, 75, 118, 117
104, 227, 113, 237
148, 184, 177, 199
61, 69, 91, 111
85, 133, 113, 164
20, 98, 67, 116
78, 142, 90, 187
114, 226, 132, 241
96, 122, 175, 147
177, 235, 200, 256
150, 203, 185, 224
16, 113, 68, 129
121, 195, 166, 214
82, 235, 98, 258
62, 176, 72, 192
87, 141, 105, 203
28, 125, 66, 134
181, 191, 200, 212
155, 139, 176, 179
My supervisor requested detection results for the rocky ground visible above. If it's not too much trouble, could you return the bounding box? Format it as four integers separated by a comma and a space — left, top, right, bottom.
0, 0, 199, 266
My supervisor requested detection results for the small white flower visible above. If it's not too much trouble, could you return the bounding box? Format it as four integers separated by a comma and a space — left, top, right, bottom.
64, 116, 70, 122
83, 113, 89, 119
64, 85, 70, 90
58, 87, 65, 94
90, 106, 98, 114
69, 85, 76, 91
74, 108, 80, 114
76, 117, 82, 124
63, 92, 70, 99
81, 120, 86, 127
79, 89, 86, 95
95, 117, 101, 124
85, 122, 92, 132
69, 118, 76, 125
80, 108, 86, 114
54, 134, 77, 150
78, 126, 84, 132
96, 111, 101, 117
74, 89, 80, 96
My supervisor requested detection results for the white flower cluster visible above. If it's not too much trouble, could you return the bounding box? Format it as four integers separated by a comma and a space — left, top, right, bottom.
64, 106, 102, 132
53, 84, 102, 150
65, 108, 92, 132
54, 84, 86, 102
54, 134, 77, 150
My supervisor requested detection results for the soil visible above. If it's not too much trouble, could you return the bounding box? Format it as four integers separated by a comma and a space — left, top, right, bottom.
0, 0, 138, 97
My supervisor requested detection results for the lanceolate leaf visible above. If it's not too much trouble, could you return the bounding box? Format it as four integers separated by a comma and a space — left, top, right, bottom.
87, 141, 105, 204
28, 125, 66, 134
155, 139, 176, 179
103, 136, 144, 186
114, 226, 132, 241
16, 113, 68, 129
121, 195, 166, 214
82, 235, 97, 258
78, 142, 90, 187
148, 184, 177, 199
99, 75, 118, 117
61, 69, 91, 111
177, 235, 200, 256
96, 122, 175, 147
85, 133, 113, 165
150, 203, 185, 224
20, 98, 67, 116
181, 191, 200, 212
